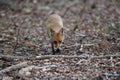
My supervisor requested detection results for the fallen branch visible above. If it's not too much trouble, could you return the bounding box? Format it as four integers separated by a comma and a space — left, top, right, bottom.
0, 61, 28, 74
101, 73, 120, 77
89, 54, 120, 59
36, 54, 120, 59
98, 65, 120, 69
19, 65, 35, 77
0, 54, 31, 60
63, 43, 95, 48
19, 65, 57, 77
36, 55, 88, 59
0, 54, 120, 60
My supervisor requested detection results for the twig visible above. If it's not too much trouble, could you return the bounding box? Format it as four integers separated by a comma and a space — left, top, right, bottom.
73, 32, 77, 54
24, 24, 31, 40
19, 65, 57, 77
71, 0, 87, 33
13, 24, 20, 51
64, 43, 95, 48
62, 1, 78, 17
71, 1, 87, 54
98, 66, 120, 69
101, 73, 120, 77
0, 62, 28, 74
62, 5, 70, 17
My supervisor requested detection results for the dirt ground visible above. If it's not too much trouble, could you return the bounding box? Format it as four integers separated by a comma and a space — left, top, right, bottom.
0, 0, 120, 80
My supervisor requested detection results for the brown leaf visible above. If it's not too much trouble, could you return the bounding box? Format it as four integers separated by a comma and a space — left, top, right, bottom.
98, 40, 112, 48
24, 41, 35, 47
4, 47, 14, 54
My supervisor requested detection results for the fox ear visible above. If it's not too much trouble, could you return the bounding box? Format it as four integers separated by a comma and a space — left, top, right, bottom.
50, 29, 55, 36
59, 28, 64, 35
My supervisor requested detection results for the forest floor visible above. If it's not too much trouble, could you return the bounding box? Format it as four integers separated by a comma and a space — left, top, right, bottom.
0, 0, 120, 80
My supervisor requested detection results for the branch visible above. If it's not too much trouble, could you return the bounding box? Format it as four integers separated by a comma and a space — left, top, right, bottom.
101, 73, 120, 77
0, 54, 30, 60
0, 61, 28, 74
36, 55, 88, 59
18, 65, 57, 77
36, 54, 120, 59
89, 54, 120, 59
0, 54, 120, 60
63, 43, 95, 48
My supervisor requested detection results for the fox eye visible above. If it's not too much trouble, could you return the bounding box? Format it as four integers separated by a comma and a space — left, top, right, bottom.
54, 41, 57, 44
59, 41, 62, 43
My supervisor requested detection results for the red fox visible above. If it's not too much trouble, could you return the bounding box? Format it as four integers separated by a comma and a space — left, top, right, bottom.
46, 14, 64, 55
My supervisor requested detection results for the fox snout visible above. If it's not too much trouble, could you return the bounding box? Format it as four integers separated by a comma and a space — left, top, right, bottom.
52, 33, 64, 48
53, 40, 62, 49
53, 41, 61, 53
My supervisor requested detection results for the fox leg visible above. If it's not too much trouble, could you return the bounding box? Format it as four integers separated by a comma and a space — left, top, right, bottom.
51, 42, 55, 55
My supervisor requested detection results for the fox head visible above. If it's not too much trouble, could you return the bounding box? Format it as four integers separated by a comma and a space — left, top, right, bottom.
51, 28, 64, 49
51, 30, 64, 50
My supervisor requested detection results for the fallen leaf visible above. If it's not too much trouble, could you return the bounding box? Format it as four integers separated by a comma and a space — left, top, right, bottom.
22, 7, 32, 13
24, 41, 35, 47
4, 47, 14, 54
98, 40, 112, 48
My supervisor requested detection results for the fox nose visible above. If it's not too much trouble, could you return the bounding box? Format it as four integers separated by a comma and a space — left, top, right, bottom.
56, 48, 60, 53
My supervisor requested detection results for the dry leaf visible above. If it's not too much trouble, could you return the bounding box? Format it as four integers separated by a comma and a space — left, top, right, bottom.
98, 40, 112, 48
0, 26, 5, 30
24, 41, 35, 47
4, 47, 14, 54
22, 7, 32, 13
